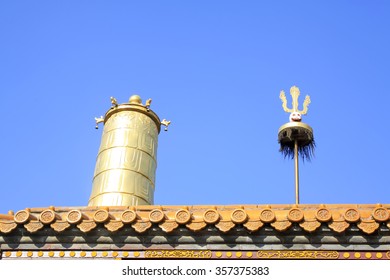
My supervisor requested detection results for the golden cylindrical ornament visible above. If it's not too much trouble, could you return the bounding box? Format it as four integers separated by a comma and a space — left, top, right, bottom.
88, 96, 165, 206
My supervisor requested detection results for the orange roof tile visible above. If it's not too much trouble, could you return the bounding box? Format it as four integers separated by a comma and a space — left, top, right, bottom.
1, 204, 389, 235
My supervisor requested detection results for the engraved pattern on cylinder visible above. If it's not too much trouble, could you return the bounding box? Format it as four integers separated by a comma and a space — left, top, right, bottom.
89, 110, 159, 206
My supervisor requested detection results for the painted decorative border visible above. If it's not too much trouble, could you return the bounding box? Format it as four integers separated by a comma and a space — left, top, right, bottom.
1, 250, 389, 260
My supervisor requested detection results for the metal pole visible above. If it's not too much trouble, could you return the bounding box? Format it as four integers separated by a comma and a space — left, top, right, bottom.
294, 140, 299, 204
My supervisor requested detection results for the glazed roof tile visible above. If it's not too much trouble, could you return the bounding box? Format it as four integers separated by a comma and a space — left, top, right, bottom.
1, 204, 389, 235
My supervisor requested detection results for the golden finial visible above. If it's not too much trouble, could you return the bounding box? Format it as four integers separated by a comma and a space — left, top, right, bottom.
129, 95, 142, 104
110, 96, 118, 107
145, 98, 152, 111
94, 95, 171, 132
280, 86, 311, 122
145, 98, 152, 107
161, 119, 171, 131
278, 85, 315, 205
95, 116, 104, 129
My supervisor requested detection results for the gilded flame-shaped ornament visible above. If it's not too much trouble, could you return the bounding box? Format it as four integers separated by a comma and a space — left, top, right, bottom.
278, 86, 315, 160
278, 86, 315, 205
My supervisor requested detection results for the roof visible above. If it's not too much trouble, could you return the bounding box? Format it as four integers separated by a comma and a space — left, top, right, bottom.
1, 204, 389, 235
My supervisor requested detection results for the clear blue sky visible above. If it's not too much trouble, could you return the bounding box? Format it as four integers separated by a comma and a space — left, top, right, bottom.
1, 1, 389, 213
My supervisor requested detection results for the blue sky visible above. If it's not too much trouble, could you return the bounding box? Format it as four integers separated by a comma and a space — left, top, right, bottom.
1, 1, 389, 214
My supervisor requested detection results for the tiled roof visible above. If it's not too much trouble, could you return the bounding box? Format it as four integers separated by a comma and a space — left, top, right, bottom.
0, 204, 389, 235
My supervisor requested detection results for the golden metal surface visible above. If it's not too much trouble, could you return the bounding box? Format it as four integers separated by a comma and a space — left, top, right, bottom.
145, 98, 152, 109
94, 116, 104, 129
88, 95, 170, 206
280, 86, 311, 115
278, 122, 313, 205
161, 119, 171, 131
257, 250, 338, 259
278, 121, 313, 135
110, 97, 118, 107
278, 122, 314, 159
145, 250, 212, 259
279, 82, 314, 204
294, 140, 299, 204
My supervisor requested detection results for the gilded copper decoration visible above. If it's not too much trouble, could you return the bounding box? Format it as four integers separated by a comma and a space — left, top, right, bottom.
278, 86, 315, 160
110, 96, 118, 107
3, 249, 389, 260
278, 86, 315, 205
280, 86, 311, 117
161, 119, 171, 131
145, 250, 212, 259
89, 95, 171, 207
257, 250, 338, 259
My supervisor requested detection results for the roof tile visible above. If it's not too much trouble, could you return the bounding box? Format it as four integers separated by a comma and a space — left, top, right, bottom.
1, 204, 389, 235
